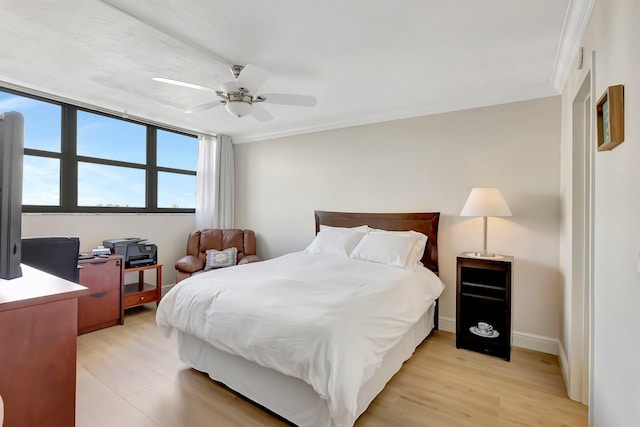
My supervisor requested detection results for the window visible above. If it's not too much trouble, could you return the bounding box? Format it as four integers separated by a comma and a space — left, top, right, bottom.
0, 91, 62, 152
77, 162, 146, 208
77, 111, 146, 163
0, 91, 63, 205
76, 110, 148, 209
157, 129, 198, 170
156, 130, 197, 209
22, 156, 60, 206
0, 87, 198, 213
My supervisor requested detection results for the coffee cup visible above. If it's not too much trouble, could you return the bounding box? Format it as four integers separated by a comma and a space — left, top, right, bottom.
477, 322, 493, 333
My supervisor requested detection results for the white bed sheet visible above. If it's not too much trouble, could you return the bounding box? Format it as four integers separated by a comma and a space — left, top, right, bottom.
157, 252, 444, 427
177, 303, 435, 427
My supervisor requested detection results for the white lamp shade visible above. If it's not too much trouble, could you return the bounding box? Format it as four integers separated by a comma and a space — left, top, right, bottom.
460, 187, 512, 217
225, 101, 253, 117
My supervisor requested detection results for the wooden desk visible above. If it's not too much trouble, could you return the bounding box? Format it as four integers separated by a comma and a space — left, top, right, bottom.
0, 265, 88, 427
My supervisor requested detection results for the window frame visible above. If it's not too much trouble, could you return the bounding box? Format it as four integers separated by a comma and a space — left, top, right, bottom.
2, 87, 198, 214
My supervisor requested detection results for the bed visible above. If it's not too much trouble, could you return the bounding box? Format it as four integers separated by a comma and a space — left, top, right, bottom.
157, 211, 443, 427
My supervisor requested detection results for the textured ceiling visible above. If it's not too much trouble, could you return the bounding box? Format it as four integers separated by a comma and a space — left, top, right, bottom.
0, 0, 576, 142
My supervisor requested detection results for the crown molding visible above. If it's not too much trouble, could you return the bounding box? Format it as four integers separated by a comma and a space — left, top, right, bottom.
233, 111, 422, 144
232, 105, 460, 144
551, 0, 596, 92
233, 92, 558, 144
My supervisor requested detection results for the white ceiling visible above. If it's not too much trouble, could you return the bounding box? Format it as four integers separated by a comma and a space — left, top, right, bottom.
0, 0, 588, 143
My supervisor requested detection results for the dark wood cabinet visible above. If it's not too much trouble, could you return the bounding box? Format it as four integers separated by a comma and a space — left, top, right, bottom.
77, 255, 124, 334
456, 253, 513, 361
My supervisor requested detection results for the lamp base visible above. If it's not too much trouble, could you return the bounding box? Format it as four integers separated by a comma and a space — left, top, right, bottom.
466, 252, 505, 259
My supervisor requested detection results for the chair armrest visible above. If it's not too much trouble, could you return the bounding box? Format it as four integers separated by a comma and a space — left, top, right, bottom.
175, 255, 204, 273
238, 255, 260, 265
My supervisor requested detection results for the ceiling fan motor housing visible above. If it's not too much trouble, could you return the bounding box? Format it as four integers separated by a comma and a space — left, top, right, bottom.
230, 65, 244, 79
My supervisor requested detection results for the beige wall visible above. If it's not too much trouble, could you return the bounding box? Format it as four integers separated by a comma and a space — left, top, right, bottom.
21, 213, 195, 286
561, 0, 640, 423
235, 96, 562, 344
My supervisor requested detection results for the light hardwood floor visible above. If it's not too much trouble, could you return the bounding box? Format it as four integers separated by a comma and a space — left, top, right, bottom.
76, 306, 587, 426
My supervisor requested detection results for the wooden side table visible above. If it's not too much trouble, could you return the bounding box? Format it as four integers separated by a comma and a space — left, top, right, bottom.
123, 263, 163, 309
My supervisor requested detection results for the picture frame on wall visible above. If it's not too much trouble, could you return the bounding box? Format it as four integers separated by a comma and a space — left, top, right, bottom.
596, 84, 625, 151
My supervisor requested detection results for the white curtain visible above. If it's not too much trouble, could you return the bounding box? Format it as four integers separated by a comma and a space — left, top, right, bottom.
195, 134, 234, 230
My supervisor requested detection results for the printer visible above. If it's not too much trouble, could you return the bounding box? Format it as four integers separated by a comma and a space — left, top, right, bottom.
103, 238, 158, 268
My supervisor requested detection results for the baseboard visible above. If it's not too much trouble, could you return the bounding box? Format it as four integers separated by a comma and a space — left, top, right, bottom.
512, 331, 559, 355
438, 316, 559, 355
439, 316, 456, 333
557, 340, 571, 394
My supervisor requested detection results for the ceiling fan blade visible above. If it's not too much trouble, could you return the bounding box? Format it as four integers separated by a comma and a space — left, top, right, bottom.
153, 77, 216, 92
260, 93, 317, 107
184, 100, 222, 114
236, 64, 268, 94
250, 104, 274, 122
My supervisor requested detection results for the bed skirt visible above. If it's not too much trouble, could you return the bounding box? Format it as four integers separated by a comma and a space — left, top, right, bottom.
177, 301, 436, 427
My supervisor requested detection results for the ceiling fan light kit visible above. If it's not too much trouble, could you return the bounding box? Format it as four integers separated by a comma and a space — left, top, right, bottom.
153, 64, 317, 122
225, 100, 253, 118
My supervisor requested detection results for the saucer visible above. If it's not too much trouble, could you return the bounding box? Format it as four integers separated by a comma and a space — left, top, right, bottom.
469, 326, 500, 338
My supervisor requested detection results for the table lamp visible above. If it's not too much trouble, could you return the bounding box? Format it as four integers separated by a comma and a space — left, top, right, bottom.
460, 187, 512, 257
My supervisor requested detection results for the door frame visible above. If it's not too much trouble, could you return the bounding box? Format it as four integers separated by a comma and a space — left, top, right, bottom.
569, 54, 595, 407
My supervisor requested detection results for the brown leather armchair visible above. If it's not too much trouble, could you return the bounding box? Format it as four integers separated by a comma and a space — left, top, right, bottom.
175, 229, 260, 283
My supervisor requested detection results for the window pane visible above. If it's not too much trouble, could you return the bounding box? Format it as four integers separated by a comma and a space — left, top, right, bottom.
77, 111, 146, 163
78, 162, 145, 207
157, 130, 197, 170
22, 156, 60, 205
0, 91, 61, 152
158, 172, 196, 209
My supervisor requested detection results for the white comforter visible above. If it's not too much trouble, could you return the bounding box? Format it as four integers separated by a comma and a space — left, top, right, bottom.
156, 251, 444, 427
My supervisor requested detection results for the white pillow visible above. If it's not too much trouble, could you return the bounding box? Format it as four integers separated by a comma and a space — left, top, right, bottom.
369, 229, 428, 268
305, 228, 367, 257
399, 230, 428, 268
351, 230, 428, 269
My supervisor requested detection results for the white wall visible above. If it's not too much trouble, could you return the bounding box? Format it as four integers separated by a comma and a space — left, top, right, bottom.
22, 213, 195, 286
561, 0, 640, 423
235, 96, 562, 345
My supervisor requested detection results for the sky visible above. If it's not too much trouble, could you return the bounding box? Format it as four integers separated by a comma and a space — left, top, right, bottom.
1, 91, 197, 209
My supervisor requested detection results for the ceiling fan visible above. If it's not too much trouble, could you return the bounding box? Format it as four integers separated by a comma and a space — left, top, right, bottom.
153, 65, 317, 122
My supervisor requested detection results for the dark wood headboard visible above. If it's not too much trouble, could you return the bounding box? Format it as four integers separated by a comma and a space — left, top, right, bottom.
314, 211, 440, 274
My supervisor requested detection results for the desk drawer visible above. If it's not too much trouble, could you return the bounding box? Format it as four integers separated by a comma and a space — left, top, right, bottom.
78, 289, 120, 333
79, 258, 122, 293
123, 289, 157, 308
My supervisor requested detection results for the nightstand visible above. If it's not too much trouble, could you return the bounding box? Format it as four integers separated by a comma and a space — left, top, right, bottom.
456, 253, 513, 361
